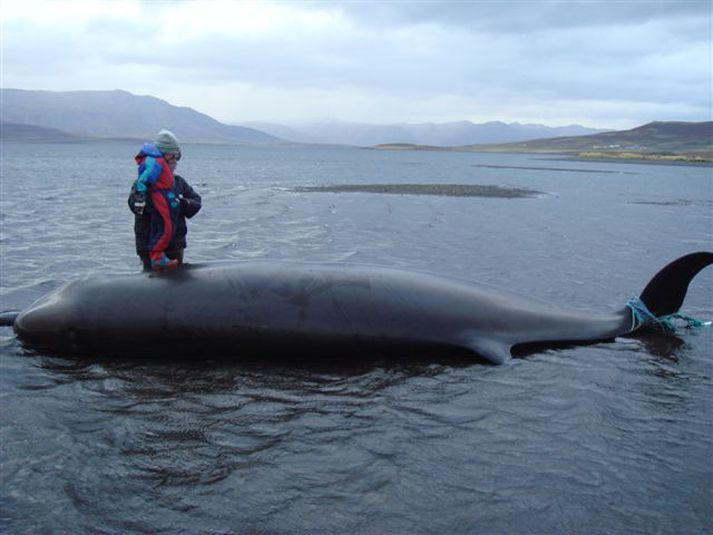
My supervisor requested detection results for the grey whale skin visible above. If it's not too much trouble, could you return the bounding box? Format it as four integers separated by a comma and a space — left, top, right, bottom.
11, 252, 713, 364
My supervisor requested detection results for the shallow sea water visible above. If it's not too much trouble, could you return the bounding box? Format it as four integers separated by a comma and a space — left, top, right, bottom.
1, 141, 712, 534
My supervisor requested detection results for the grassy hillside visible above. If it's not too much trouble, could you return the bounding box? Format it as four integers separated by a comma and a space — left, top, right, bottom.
371, 121, 713, 163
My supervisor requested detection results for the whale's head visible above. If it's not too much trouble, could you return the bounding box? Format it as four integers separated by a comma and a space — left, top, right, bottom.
13, 282, 82, 353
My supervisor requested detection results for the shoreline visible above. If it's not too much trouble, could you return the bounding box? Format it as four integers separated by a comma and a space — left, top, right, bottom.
368, 144, 713, 166
574, 151, 713, 165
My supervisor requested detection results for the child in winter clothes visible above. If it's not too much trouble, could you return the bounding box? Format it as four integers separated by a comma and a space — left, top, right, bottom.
133, 130, 182, 271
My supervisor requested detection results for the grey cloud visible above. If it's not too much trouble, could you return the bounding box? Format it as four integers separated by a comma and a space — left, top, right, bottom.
32, 12, 708, 118
328, 1, 708, 34
2, 0, 709, 127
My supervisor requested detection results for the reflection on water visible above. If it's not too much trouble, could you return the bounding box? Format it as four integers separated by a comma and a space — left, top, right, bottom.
1, 142, 712, 534
631, 331, 687, 360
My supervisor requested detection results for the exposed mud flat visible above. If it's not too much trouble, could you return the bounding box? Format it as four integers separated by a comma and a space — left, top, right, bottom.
629, 199, 713, 208
294, 183, 543, 198
471, 163, 632, 174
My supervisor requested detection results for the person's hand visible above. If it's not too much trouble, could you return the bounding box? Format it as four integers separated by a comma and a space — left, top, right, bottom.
133, 193, 147, 215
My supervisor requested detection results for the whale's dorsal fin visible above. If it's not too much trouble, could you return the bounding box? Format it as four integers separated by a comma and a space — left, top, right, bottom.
463, 336, 512, 365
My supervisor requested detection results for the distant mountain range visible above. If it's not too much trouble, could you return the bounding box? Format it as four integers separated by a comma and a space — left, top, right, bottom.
2, 89, 708, 157
1, 88, 609, 147
0, 89, 280, 144
239, 120, 607, 147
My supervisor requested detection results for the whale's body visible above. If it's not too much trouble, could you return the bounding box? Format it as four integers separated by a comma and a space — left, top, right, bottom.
10, 253, 713, 363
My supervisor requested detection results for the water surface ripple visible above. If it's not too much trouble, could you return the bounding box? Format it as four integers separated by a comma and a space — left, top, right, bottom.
1, 143, 711, 534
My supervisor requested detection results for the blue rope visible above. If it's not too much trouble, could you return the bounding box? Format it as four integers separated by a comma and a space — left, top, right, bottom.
626, 297, 712, 333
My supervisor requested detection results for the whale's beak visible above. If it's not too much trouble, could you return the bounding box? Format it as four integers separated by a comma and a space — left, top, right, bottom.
14, 284, 76, 352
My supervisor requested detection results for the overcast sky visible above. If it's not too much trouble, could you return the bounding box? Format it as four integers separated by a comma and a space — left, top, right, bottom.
1, 0, 711, 129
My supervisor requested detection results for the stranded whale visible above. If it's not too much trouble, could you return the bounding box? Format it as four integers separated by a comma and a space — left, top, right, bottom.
5, 252, 713, 364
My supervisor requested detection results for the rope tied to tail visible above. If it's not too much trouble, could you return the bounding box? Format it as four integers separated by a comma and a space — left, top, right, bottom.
626, 297, 712, 333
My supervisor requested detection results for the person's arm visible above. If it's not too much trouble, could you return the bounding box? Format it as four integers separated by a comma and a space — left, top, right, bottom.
135, 156, 161, 194
130, 157, 163, 215
128, 183, 147, 215
176, 176, 202, 219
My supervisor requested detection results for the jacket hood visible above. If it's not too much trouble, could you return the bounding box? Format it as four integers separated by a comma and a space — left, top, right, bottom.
138, 143, 163, 158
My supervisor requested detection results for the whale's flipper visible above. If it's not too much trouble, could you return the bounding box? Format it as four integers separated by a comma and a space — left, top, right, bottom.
464, 337, 512, 365
639, 252, 713, 317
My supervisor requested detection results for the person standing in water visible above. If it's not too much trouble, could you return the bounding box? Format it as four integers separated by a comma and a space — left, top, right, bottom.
132, 130, 182, 271
129, 131, 202, 271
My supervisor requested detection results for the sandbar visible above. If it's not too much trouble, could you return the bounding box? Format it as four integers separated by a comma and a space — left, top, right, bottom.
293, 184, 542, 198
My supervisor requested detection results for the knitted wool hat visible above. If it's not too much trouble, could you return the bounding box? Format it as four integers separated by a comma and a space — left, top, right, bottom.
154, 129, 180, 155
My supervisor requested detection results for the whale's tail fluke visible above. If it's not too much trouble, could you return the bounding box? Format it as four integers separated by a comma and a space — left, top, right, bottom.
639, 252, 713, 318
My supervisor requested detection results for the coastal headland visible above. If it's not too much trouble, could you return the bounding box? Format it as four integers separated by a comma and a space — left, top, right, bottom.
368, 121, 713, 164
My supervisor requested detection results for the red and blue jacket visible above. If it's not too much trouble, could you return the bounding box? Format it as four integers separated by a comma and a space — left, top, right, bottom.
134, 143, 178, 262
134, 143, 174, 193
